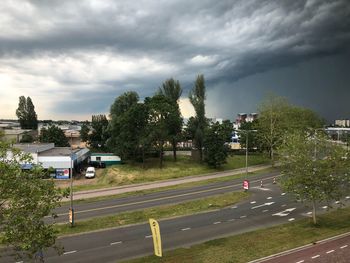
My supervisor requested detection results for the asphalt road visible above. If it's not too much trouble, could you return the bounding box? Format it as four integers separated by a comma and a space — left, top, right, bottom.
48, 170, 280, 223
258, 233, 350, 263
3, 178, 349, 263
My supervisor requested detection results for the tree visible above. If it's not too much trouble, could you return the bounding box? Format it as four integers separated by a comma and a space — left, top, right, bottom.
189, 74, 207, 162
39, 125, 69, 147
145, 95, 178, 168
80, 121, 90, 143
89, 115, 109, 151
157, 78, 183, 161
279, 131, 350, 224
238, 120, 259, 151
16, 96, 38, 130
255, 94, 323, 166
203, 121, 232, 168
20, 132, 34, 143
0, 141, 67, 260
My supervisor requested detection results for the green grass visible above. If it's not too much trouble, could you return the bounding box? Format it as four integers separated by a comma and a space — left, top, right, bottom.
64, 168, 276, 205
56, 191, 250, 236
125, 207, 350, 263
62, 154, 270, 192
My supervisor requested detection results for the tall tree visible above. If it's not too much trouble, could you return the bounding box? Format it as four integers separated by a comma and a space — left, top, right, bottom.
39, 125, 69, 147
238, 120, 259, 151
0, 141, 67, 261
189, 74, 207, 162
89, 115, 109, 151
108, 92, 149, 162
203, 121, 232, 168
80, 121, 90, 143
145, 95, 178, 168
279, 131, 350, 224
16, 96, 38, 130
158, 78, 183, 161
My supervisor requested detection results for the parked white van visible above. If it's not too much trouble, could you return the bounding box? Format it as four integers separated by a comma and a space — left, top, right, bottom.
85, 167, 96, 179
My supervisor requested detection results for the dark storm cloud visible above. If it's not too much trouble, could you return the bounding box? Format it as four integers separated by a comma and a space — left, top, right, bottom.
1, 0, 350, 119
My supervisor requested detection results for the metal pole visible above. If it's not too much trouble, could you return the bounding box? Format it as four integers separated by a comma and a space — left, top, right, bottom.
69, 133, 74, 227
245, 131, 248, 177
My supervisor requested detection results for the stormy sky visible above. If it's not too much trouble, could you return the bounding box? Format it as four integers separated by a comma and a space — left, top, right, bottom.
0, 0, 349, 122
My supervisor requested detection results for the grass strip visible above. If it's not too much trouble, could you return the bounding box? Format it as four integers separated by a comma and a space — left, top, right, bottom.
125, 207, 350, 263
64, 168, 276, 205
56, 191, 250, 236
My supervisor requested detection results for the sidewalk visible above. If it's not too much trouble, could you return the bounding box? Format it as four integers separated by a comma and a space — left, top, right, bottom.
66, 164, 273, 201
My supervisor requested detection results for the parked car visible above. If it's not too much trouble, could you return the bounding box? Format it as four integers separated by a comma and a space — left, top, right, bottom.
85, 167, 96, 179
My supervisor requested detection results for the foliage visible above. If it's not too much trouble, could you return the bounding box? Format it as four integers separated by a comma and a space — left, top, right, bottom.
39, 125, 69, 147
203, 121, 232, 168
279, 131, 350, 224
0, 141, 67, 260
255, 94, 324, 165
238, 120, 259, 151
16, 96, 38, 130
80, 121, 90, 142
108, 92, 149, 162
20, 132, 34, 143
89, 115, 109, 151
189, 74, 207, 162
157, 78, 183, 161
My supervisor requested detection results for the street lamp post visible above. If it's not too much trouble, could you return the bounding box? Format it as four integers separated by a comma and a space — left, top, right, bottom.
69, 133, 74, 227
238, 129, 257, 178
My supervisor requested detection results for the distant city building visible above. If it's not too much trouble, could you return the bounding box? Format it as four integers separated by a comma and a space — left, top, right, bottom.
2, 129, 37, 143
234, 113, 258, 129
335, 119, 350, 127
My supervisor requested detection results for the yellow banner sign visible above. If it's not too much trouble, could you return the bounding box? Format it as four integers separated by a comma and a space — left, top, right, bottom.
149, 218, 162, 257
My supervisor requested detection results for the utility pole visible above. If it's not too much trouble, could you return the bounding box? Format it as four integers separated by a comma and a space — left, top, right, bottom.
69, 132, 74, 227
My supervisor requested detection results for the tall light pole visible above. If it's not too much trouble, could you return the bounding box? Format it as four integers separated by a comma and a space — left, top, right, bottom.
239, 129, 257, 178
69, 132, 74, 227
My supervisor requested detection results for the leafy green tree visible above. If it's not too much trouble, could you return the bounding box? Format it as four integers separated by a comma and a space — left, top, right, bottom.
0, 141, 67, 260
256, 94, 323, 165
279, 131, 350, 224
20, 132, 34, 143
157, 78, 183, 161
89, 115, 109, 151
80, 121, 90, 143
16, 96, 38, 130
189, 74, 207, 162
238, 120, 259, 151
145, 95, 179, 168
203, 121, 232, 168
39, 125, 69, 147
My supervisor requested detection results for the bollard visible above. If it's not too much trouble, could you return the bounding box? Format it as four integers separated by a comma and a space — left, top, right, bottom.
260, 180, 263, 188
273, 177, 276, 184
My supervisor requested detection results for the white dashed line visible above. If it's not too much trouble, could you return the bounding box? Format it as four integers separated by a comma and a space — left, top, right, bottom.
307, 212, 312, 215
346, 196, 350, 199
326, 250, 335, 254
181, 227, 191, 231
281, 204, 287, 207
288, 218, 295, 222
228, 219, 235, 222
262, 209, 269, 213
340, 245, 348, 249
281, 193, 286, 196
240, 215, 247, 219
311, 255, 320, 259
63, 250, 77, 255
231, 206, 238, 209
267, 197, 272, 200
15, 261, 24, 263
322, 206, 328, 209
295, 260, 304, 263
145, 235, 152, 238
250, 201, 257, 204
213, 221, 221, 225
110, 241, 122, 245
335, 201, 340, 204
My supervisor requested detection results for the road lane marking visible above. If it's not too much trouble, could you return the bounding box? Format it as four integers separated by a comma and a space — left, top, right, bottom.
145, 235, 152, 238
251, 202, 274, 209
262, 209, 269, 213
340, 245, 348, 249
110, 241, 122, 245
63, 250, 77, 255
231, 205, 238, 209
288, 218, 295, 222
181, 227, 191, 231
281, 204, 287, 207
213, 221, 221, 225
322, 206, 328, 209
335, 201, 340, 204
307, 212, 312, 215
267, 197, 272, 200
295, 260, 304, 263
240, 215, 247, 219
228, 219, 235, 222
281, 193, 286, 196
273, 208, 296, 217
250, 201, 256, 204
326, 250, 335, 254
311, 255, 320, 259
52, 176, 280, 218
346, 196, 350, 199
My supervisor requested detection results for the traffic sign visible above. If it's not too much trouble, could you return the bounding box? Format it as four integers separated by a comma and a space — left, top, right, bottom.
243, 180, 249, 190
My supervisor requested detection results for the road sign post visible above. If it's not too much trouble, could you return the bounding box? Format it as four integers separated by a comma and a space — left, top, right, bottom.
243, 180, 249, 191
149, 218, 162, 257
